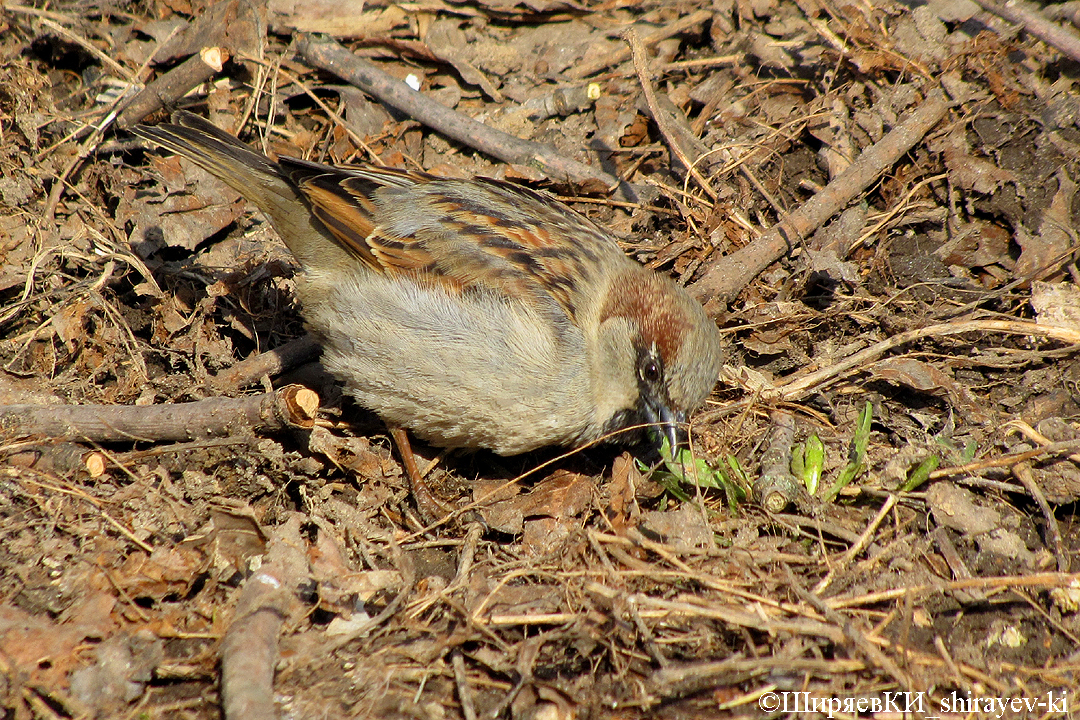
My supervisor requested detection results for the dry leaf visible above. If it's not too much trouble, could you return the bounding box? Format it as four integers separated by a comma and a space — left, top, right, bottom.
870, 357, 990, 422
1015, 169, 1076, 280
479, 470, 594, 535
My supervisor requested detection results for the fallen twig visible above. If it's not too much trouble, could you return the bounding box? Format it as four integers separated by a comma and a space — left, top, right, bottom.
930, 438, 1080, 480
221, 588, 284, 720
690, 89, 951, 311
451, 652, 478, 720
1012, 463, 1069, 572
209, 335, 321, 394
295, 34, 627, 196
221, 517, 311, 720
1006, 418, 1080, 464
5, 441, 105, 477
773, 318, 1080, 401
971, 0, 1080, 64
0, 385, 318, 443
624, 29, 717, 200
828, 571, 1080, 609
813, 494, 899, 594
117, 48, 226, 129
753, 409, 800, 512
650, 656, 865, 703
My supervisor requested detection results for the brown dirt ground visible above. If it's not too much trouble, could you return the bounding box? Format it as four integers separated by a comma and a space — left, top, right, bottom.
1, 0, 1079, 718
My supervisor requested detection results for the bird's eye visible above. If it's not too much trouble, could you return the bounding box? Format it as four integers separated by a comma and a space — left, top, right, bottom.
641, 360, 662, 383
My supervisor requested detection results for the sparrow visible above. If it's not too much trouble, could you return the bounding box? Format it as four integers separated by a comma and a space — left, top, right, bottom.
133, 112, 721, 456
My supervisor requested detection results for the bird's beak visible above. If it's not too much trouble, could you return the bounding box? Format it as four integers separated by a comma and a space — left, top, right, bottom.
644, 400, 687, 453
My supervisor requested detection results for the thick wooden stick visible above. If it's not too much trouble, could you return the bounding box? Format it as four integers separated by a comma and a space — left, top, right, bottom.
689, 89, 951, 312
295, 34, 628, 195
0, 385, 317, 443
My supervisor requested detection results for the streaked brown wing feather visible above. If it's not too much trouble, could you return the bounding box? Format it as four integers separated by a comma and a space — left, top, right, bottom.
279, 159, 625, 320
300, 183, 380, 267
366, 230, 439, 273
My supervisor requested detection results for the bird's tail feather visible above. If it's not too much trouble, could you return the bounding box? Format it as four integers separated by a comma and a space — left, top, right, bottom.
132, 111, 355, 271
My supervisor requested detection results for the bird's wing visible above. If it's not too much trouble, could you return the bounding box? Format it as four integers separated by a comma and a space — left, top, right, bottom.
281, 159, 627, 321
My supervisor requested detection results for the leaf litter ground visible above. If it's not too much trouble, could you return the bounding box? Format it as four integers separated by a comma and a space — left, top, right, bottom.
1, 0, 1079, 718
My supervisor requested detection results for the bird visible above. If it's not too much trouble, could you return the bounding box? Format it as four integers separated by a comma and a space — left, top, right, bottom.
133, 111, 722, 459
